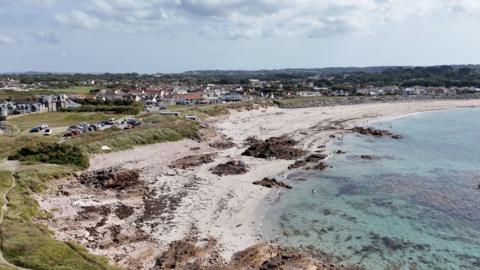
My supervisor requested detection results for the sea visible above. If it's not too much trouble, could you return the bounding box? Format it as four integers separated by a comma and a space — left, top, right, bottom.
261, 108, 480, 270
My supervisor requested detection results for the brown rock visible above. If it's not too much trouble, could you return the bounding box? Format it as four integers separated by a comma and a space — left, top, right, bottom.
351, 126, 403, 139
78, 167, 140, 190
242, 136, 306, 160
210, 160, 249, 176
253, 177, 292, 189
170, 153, 216, 169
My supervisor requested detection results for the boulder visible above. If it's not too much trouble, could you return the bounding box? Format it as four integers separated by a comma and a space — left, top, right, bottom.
253, 177, 292, 189
242, 136, 306, 160
210, 160, 249, 176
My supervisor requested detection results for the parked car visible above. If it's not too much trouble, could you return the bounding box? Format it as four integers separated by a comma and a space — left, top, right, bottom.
44, 128, 52, 136
127, 118, 142, 126
64, 129, 81, 137
30, 127, 40, 133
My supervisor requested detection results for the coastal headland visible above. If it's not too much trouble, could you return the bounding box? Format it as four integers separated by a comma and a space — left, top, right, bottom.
36, 99, 480, 269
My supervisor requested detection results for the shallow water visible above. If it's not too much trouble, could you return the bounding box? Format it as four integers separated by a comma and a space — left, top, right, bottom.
262, 108, 480, 270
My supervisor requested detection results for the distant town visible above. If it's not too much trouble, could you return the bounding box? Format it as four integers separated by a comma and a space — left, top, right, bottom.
2, 65, 480, 121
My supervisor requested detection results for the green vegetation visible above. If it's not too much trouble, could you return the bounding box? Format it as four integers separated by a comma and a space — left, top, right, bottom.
0, 167, 119, 270
45, 86, 94, 94
0, 87, 94, 101
0, 135, 56, 160
7, 111, 124, 131
71, 117, 200, 153
10, 143, 90, 169
167, 100, 272, 119
62, 100, 144, 115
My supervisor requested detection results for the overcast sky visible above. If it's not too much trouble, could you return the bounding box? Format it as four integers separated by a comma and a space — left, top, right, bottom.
1, 0, 480, 73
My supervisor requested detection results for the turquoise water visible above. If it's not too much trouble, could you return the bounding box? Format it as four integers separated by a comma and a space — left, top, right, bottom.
262, 108, 480, 270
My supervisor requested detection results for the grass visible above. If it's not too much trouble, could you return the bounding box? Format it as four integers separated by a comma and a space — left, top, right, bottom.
7, 111, 125, 131
10, 143, 90, 169
45, 86, 94, 95
70, 117, 200, 153
0, 166, 120, 270
0, 135, 56, 160
0, 87, 94, 100
166, 100, 273, 120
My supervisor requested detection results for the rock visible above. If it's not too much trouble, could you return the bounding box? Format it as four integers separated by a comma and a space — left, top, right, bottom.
243, 136, 261, 146
242, 136, 306, 160
359, 155, 382, 160
170, 153, 216, 169
308, 162, 330, 171
210, 160, 249, 176
391, 134, 403, 139
253, 177, 292, 189
209, 140, 236, 150
304, 153, 328, 163
78, 167, 140, 190
289, 160, 307, 169
114, 203, 135, 219
334, 150, 346, 154
351, 126, 403, 139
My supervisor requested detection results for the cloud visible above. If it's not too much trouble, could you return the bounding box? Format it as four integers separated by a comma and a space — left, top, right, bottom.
29, 31, 61, 44
53, 0, 480, 39
0, 0, 57, 7
0, 33, 17, 44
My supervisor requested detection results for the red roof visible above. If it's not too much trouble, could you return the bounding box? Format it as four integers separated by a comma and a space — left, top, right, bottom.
184, 92, 203, 100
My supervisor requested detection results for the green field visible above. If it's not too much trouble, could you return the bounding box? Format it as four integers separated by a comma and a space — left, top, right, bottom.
45, 86, 94, 94
0, 86, 94, 100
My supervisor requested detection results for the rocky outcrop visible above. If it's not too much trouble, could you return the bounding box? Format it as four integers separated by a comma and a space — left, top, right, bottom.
359, 155, 382, 160
289, 153, 331, 171
351, 127, 403, 139
154, 239, 360, 270
308, 161, 331, 171
210, 160, 249, 176
242, 136, 307, 160
209, 139, 236, 150
170, 153, 216, 169
253, 177, 292, 189
78, 167, 140, 190
243, 136, 261, 147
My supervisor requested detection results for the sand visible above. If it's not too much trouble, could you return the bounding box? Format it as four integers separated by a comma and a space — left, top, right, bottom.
36, 99, 480, 269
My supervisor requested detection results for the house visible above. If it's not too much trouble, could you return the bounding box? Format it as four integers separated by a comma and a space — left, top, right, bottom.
296, 91, 322, 97
0, 104, 9, 120
202, 88, 222, 103
405, 87, 427, 96
222, 94, 243, 102
183, 92, 205, 104
38, 94, 79, 111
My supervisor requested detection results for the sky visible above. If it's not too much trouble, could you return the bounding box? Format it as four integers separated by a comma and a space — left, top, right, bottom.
1, 0, 480, 73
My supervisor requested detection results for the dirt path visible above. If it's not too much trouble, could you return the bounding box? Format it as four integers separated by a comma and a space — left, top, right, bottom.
0, 174, 31, 270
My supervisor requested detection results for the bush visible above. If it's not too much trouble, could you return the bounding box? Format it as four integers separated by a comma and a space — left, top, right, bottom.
9, 143, 90, 169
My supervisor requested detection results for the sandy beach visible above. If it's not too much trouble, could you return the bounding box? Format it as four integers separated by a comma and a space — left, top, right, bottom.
36, 99, 480, 269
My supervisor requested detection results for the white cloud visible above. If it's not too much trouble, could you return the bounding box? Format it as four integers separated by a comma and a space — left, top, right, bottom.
53, 0, 480, 38
0, 33, 17, 44
29, 31, 61, 44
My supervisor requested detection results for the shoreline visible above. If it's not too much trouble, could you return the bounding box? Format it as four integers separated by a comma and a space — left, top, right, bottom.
36, 99, 480, 269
